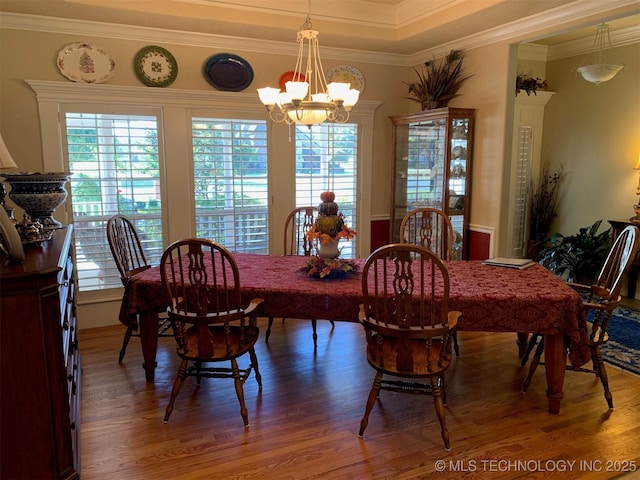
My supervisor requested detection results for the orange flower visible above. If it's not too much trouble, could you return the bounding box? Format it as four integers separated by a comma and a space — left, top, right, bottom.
306, 217, 356, 245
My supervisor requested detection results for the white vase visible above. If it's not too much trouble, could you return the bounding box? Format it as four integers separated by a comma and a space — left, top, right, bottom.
318, 237, 340, 259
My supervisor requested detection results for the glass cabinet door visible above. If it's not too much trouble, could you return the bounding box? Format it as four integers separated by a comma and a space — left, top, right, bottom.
390, 108, 476, 259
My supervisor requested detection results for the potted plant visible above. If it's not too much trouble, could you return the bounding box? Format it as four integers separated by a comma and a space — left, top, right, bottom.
537, 219, 612, 284
516, 75, 548, 96
403, 49, 473, 110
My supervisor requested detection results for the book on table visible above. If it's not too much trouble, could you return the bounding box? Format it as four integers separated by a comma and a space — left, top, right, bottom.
482, 257, 535, 269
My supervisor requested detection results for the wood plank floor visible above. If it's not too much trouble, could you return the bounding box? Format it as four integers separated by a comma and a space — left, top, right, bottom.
79, 318, 640, 480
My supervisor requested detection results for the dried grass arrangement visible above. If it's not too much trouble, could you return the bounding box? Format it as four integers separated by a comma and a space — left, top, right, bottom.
403, 50, 473, 110
529, 163, 564, 245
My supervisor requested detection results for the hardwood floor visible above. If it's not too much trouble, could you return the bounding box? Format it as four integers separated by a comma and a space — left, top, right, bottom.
79, 318, 640, 479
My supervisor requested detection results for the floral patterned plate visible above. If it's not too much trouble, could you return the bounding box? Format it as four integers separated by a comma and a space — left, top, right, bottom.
134, 45, 178, 87
326, 64, 365, 93
57, 42, 116, 84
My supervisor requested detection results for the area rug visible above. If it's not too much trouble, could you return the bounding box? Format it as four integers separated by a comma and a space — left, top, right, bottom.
594, 305, 640, 376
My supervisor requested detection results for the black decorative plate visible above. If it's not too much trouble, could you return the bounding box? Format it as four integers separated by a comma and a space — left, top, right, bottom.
203, 53, 254, 92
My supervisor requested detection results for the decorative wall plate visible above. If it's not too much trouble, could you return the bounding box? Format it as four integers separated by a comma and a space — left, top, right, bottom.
0, 209, 25, 262
134, 46, 178, 87
279, 71, 306, 91
326, 64, 365, 93
57, 42, 116, 84
204, 53, 254, 92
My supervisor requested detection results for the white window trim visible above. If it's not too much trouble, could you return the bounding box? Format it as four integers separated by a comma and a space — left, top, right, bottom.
26, 79, 381, 257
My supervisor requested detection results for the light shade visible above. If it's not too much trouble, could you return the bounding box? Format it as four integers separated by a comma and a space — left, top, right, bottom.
577, 23, 624, 85
0, 133, 19, 170
577, 64, 624, 85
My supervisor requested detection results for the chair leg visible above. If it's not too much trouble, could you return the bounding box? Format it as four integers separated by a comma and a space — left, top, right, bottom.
592, 346, 613, 409
231, 358, 250, 427
249, 347, 262, 388
520, 333, 540, 367
452, 330, 460, 357
522, 336, 545, 392
311, 319, 318, 347
432, 376, 451, 451
358, 371, 383, 437
164, 359, 188, 423
265, 317, 275, 343
118, 326, 134, 364
441, 374, 447, 406
194, 361, 203, 385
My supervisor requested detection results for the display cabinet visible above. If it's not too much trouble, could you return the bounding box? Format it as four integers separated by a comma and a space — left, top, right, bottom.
389, 108, 476, 259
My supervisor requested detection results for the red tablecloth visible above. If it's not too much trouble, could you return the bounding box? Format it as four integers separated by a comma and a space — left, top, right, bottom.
119, 255, 590, 367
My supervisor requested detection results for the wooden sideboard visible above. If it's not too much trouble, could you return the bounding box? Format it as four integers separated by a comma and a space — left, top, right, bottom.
0, 226, 81, 479
608, 219, 640, 298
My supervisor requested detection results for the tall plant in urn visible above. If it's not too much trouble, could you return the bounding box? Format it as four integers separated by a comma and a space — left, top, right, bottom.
403, 49, 473, 110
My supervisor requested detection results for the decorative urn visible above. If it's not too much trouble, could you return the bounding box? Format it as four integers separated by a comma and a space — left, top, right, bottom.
1, 172, 73, 230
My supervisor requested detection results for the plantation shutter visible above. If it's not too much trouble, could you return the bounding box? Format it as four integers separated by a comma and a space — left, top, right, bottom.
192, 118, 269, 253
512, 125, 533, 256
64, 112, 164, 291
295, 123, 358, 258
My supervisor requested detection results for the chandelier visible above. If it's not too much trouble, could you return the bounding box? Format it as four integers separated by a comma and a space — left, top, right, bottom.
257, 2, 359, 127
577, 23, 624, 85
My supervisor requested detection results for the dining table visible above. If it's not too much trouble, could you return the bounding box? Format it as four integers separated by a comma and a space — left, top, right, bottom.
119, 253, 591, 414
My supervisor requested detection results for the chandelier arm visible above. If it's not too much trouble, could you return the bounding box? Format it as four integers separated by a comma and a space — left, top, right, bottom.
306, 34, 315, 100
294, 33, 306, 83
256, 0, 359, 126
268, 108, 287, 124
312, 36, 328, 94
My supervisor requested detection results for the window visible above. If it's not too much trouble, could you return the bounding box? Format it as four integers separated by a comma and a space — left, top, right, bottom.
295, 123, 358, 258
192, 118, 269, 253
29, 81, 378, 305
64, 112, 164, 291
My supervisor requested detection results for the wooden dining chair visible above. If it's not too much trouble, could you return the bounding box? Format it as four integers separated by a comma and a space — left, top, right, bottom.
521, 224, 640, 409
283, 206, 317, 256
160, 238, 264, 424
106, 214, 172, 363
399, 207, 455, 259
266, 206, 334, 347
358, 243, 461, 451
399, 207, 460, 356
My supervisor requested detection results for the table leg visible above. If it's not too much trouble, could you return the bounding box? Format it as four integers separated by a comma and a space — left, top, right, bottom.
543, 333, 566, 414
627, 266, 638, 298
139, 311, 159, 382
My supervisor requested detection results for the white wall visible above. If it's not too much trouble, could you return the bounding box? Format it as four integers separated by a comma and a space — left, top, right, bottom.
542, 42, 640, 237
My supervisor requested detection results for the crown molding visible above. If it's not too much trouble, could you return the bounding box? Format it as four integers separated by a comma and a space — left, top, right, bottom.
547, 23, 640, 61
405, 0, 640, 65
25, 79, 382, 116
518, 43, 549, 62
0, 12, 406, 66
2, 0, 639, 67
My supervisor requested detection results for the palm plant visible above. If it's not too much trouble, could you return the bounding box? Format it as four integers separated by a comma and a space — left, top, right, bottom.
403, 50, 473, 110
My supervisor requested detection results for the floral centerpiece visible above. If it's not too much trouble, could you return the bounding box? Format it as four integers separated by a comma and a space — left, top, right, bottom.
298, 256, 359, 279
516, 75, 548, 96
299, 191, 358, 279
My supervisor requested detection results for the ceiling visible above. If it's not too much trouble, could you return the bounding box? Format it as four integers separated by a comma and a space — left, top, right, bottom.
0, 0, 638, 57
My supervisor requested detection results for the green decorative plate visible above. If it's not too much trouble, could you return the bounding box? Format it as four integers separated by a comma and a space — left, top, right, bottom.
134, 45, 178, 87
